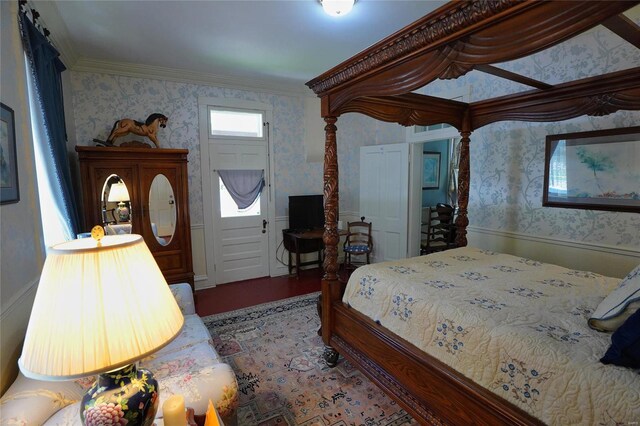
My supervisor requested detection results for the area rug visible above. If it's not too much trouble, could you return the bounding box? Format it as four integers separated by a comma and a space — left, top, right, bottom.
203, 292, 416, 426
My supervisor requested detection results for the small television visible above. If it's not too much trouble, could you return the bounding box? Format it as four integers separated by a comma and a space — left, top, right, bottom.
288, 195, 324, 231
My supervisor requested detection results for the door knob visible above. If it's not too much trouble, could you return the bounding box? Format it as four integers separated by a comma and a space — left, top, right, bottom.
262, 219, 268, 234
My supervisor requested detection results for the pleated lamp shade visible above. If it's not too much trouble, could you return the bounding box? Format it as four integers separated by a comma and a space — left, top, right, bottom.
19, 234, 184, 381
107, 181, 130, 202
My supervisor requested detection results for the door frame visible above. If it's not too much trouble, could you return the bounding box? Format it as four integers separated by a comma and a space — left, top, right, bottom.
405, 87, 470, 256
198, 97, 276, 286
406, 129, 460, 258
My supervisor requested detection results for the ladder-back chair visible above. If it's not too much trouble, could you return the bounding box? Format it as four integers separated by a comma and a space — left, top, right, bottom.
421, 203, 457, 255
343, 217, 373, 269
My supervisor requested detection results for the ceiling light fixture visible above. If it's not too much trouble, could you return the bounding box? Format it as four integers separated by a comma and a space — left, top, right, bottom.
320, 0, 356, 17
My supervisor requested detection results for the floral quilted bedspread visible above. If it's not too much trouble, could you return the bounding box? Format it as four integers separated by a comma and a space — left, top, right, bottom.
342, 247, 640, 425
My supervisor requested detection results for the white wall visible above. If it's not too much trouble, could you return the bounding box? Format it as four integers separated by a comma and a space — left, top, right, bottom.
0, 0, 46, 395
468, 226, 639, 279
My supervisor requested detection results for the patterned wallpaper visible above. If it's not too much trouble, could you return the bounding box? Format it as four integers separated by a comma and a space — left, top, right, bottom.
69, 17, 639, 249
69, 72, 401, 222
423, 23, 640, 249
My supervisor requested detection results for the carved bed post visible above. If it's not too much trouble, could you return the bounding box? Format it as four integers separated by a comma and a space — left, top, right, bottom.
322, 116, 340, 283
321, 115, 341, 366
455, 129, 471, 247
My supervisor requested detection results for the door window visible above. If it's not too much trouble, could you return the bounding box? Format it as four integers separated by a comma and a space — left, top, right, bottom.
219, 177, 261, 218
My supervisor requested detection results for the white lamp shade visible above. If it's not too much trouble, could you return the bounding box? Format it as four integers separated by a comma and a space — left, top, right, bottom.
19, 234, 184, 380
107, 181, 130, 203
322, 0, 355, 16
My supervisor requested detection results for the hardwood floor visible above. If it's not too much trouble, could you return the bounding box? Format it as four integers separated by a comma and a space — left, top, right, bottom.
195, 268, 323, 317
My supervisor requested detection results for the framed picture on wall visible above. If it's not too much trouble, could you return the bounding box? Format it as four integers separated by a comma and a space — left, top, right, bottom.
543, 126, 640, 213
1, 102, 19, 205
422, 151, 441, 189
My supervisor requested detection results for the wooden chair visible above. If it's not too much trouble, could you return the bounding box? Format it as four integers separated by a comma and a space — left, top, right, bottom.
343, 217, 373, 270
420, 204, 457, 255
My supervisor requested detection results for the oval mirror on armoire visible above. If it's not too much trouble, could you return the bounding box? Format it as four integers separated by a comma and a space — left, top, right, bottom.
148, 174, 176, 246
101, 174, 133, 235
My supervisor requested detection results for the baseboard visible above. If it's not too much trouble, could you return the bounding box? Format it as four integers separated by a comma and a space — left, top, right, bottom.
195, 281, 217, 291
467, 225, 639, 278
192, 211, 358, 288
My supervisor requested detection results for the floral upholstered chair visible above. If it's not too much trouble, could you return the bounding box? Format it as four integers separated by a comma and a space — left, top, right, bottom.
0, 284, 238, 425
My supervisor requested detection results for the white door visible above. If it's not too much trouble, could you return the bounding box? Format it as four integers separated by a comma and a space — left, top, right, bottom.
360, 144, 409, 262
202, 102, 272, 284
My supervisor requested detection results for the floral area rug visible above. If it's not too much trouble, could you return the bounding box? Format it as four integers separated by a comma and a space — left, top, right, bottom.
203, 292, 416, 426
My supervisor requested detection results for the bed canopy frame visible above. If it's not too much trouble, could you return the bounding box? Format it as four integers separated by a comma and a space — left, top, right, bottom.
306, 1, 640, 424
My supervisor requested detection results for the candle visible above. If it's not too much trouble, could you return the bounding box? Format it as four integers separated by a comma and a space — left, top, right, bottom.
162, 395, 186, 426
204, 400, 220, 426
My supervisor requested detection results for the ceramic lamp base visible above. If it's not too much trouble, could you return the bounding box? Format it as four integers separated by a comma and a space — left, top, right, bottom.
81, 364, 159, 426
116, 202, 130, 222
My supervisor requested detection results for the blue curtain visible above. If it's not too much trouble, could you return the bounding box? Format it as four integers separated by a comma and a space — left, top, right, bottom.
218, 170, 265, 209
19, 12, 81, 239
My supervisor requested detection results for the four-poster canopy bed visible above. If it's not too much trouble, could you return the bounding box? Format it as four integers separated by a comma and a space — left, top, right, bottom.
306, 1, 640, 424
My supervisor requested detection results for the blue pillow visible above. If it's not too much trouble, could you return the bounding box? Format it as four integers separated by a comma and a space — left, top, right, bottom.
600, 309, 640, 368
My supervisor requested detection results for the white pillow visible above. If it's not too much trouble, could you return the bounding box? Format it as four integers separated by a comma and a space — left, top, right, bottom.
43, 401, 82, 425
589, 265, 640, 332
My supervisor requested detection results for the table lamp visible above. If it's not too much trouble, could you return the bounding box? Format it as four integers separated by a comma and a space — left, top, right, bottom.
18, 230, 184, 426
108, 180, 131, 222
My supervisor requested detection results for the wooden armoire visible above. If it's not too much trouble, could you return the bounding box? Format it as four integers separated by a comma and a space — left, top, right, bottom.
76, 146, 194, 289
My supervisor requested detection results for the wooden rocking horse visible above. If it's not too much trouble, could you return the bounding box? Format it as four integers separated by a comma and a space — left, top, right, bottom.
106, 113, 168, 148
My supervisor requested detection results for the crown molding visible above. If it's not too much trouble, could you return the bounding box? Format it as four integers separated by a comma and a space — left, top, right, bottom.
30, 0, 80, 67
28, 0, 319, 99
71, 58, 314, 98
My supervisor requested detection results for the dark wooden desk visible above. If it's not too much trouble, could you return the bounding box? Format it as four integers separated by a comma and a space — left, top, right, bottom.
282, 229, 324, 278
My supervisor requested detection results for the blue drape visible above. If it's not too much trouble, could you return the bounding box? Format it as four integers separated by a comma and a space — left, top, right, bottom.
218, 170, 265, 209
19, 12, 81, 239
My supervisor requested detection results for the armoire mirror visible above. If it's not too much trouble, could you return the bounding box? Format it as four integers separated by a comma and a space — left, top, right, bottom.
148, 174, 176, 246
101, 174, 133, 236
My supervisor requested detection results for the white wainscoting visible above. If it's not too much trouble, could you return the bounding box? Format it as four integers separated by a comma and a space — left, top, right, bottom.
191, 211, 358, 290
273, 216, 292, 277
191, 224, 208, 286
1, 278, 38, 393
467, 225, 640, 279
274, 212, 357, 277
